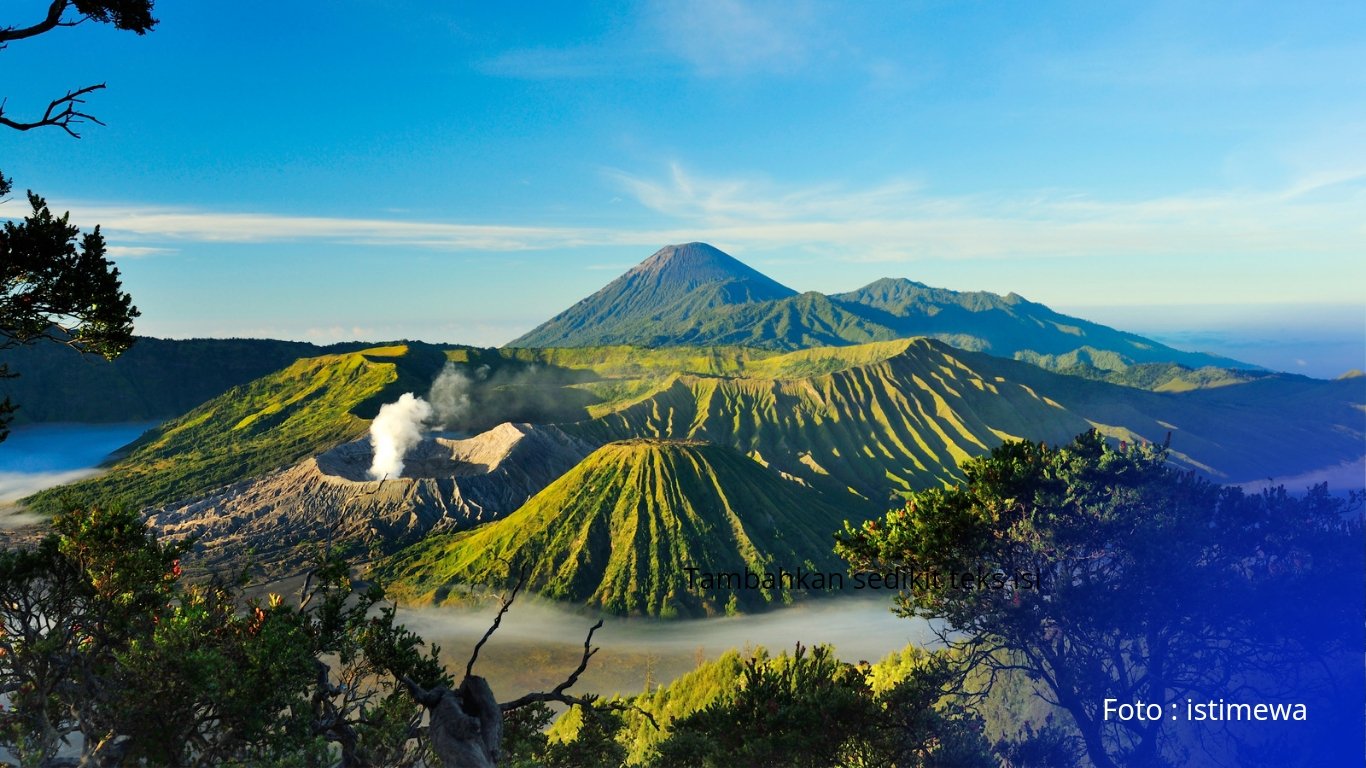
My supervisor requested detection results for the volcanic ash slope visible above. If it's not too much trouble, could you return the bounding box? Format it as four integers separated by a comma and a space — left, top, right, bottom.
148, 422, 595, 577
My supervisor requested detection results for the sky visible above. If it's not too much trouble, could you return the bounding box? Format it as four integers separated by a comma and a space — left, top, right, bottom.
2, 1, 1363, 374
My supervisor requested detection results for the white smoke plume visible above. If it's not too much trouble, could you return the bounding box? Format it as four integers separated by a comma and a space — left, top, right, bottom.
367, 393, 434, 480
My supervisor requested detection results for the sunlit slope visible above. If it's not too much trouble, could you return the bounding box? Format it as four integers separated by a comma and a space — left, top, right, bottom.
25, 343, 448, 513
381, 439, 865, 617
568, 339, 1365, 495
567, 339, 1089, 498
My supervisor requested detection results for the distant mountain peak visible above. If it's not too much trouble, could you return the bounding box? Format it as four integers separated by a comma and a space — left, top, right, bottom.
509, 243, 797, 348
625, 242, 794, 294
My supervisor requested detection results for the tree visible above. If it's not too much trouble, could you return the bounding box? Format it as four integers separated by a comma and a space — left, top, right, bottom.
1, 186, 139, 440
0, 504, 452, 766
1, 1, 152, 441
1, 1, 155, 137
836, 430, 1364, 768
640, 643, 994, 768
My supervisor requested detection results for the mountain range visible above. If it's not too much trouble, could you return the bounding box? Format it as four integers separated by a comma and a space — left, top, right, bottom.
512, 242, 1249, 372
15, 242, 1364, 617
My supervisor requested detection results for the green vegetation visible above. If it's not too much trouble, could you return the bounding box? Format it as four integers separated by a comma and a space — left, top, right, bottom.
28, 335, 1362, 525
380, 439, 868, 617
0, 504, 449, 766
25, 344, 446, 514
836, 430, 1365, 767
0, 189, 139, 442
1, 1, 159, 442
1051, 359, 1271, 391
532, 643, 1008, 767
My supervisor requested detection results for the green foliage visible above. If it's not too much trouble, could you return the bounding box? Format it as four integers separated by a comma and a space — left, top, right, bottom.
994, 718, 1084, 768
70, 0, 157, 33
542, 706, 629, 768
836, 430, 1365, 768
501, 702, 556, 767
633, 643, 995, 768
0, 504, 450, 765
647, 643, 876, 768
0, 192, 139, 442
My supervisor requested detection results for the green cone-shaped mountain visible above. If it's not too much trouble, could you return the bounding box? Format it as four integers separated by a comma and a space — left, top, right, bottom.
510, 243, 1249, 371
381, 439, 865, 617
510, 243, 798, 347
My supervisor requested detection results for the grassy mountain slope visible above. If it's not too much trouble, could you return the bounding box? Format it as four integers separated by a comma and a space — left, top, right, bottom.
567, 339, 1092, 500
1, 336, 359, 424
565, 339, 1363, 499
510, 243, 1251, 371
25, 343, 448, 514
381, 439, 866, 617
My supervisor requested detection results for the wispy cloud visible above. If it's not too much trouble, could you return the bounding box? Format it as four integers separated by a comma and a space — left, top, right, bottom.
481, 0, 840, 81
607, 163, 1366, 263
53, 204, 649, 252
105, 245, 178, 258
644, 0, 828, 77
28, 159, 1363, 273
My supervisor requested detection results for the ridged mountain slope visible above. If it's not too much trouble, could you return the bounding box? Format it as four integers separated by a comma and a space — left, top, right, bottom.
1, 336, 357, 424
381, 439, 861, 617
565, 339, 1363, 499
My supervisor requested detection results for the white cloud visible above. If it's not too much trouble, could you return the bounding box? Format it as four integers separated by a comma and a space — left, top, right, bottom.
52, 204, 640, 252
105, 245, 178, 258
27, 159, 1363, 283
481, 0, 841, 81
607, 163, 1366, 263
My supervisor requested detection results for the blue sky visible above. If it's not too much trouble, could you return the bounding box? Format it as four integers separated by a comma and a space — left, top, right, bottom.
2, 1, 1363, 372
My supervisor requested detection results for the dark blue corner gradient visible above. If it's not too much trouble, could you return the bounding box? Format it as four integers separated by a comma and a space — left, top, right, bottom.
1145, 491, 1364, 767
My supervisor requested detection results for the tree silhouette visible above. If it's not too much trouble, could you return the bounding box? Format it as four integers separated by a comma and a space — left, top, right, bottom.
837, 431, 1364, 767
1, 1, 154, 441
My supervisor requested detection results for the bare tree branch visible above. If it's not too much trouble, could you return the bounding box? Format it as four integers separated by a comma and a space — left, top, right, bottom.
498, 618, 603, 712
465, 567, 526, 679
0, 1, 70, 45
498, 618, 659, 729
0, 84, 107, 138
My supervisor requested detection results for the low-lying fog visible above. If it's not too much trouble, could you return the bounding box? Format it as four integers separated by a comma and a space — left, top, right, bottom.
0, 422, 158, 509
397, 593, 936, 701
